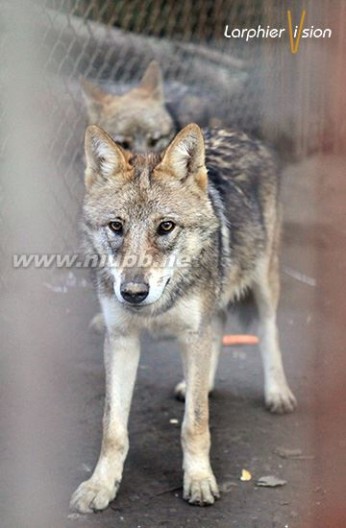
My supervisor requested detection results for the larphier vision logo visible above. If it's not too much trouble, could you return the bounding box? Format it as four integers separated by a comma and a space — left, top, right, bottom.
224, 10, 332, 54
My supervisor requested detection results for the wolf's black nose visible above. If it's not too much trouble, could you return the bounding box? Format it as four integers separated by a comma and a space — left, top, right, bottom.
120, 281, 149, 304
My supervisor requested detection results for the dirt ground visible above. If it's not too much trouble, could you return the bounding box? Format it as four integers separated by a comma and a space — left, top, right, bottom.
1, 153, 345, 528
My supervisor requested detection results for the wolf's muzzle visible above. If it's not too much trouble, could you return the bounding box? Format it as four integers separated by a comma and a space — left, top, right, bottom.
120, 280, 149, 304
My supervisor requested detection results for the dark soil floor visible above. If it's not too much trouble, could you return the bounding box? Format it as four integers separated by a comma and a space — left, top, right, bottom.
1, 154, 346, 528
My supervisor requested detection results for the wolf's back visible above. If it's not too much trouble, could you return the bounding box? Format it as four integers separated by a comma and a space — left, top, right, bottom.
204, 128, 279, 288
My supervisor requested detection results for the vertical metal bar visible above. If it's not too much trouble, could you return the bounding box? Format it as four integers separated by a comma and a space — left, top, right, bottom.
1, 1, 70, 526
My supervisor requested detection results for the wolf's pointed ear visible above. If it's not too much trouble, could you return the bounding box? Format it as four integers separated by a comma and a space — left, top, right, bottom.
84, 125, 130, 189
137, 61, 164, 102
80, 77, 117, 121
156, 124, 207, 191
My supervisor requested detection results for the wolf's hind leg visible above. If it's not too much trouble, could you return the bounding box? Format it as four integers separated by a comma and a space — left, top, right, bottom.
174, 310, 226, 401
253, 249, 297, 414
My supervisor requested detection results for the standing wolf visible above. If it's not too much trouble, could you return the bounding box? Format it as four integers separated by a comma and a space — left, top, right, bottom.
71, 123, 296, 513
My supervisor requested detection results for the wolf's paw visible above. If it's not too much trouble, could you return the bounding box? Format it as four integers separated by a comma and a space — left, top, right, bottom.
183, 471, 220, 506
174, 380, 186, 401
89, 312, 105, 334
265, 384, 297, 414
70, 478, 119, 513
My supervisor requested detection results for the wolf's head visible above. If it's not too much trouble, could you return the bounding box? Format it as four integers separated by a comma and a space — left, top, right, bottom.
83, 123, 219, 314
81, 61, 175, 154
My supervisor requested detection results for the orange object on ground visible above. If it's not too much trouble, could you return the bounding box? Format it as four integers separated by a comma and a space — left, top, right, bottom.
222, 334, 259, 346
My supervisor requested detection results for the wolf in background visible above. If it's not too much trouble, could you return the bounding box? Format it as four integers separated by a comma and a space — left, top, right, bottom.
70, 122, 297, 513
81, 60, 175, 153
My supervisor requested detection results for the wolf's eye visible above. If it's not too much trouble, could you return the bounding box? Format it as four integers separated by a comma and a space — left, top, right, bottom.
120, 140, 130, 150
157, 221, 175, 235
148, 137, 159, 148
109, 221, 123, 235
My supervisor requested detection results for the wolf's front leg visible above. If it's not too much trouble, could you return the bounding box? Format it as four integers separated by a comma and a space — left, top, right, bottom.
179, 326, 220, 506
70, 333, 140, 513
